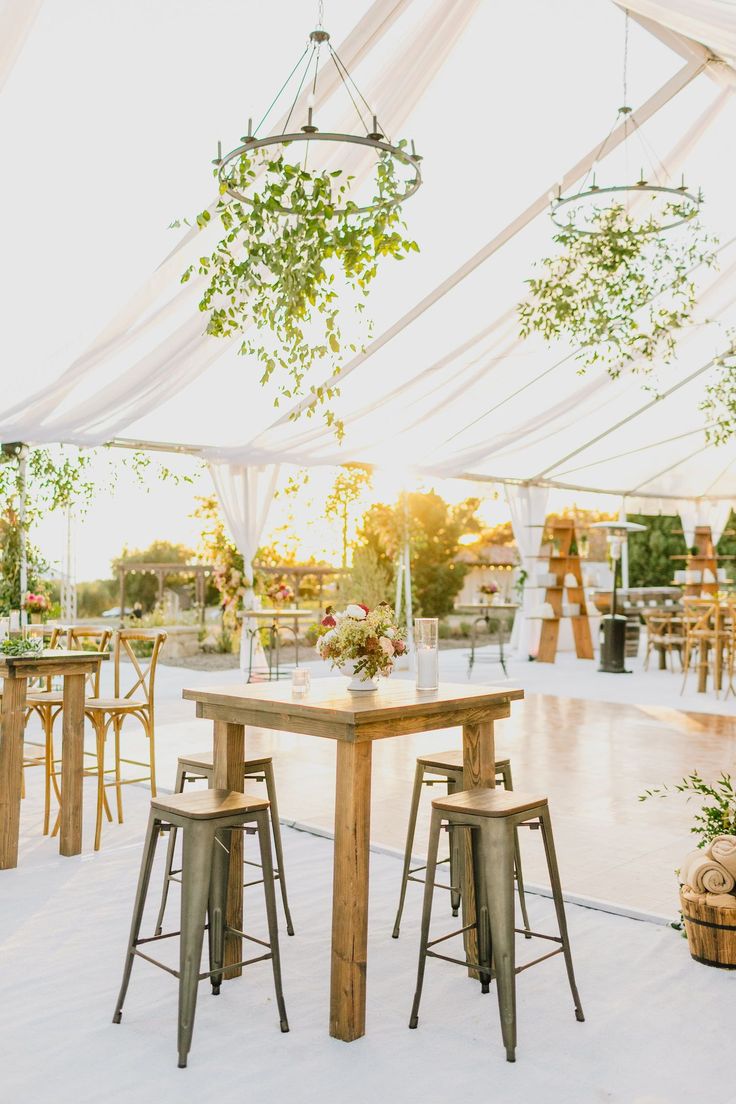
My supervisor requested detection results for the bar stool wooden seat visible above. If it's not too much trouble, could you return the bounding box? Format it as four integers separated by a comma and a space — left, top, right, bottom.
409, 788, 584, 1063
392, 750, 530, 939
113, 788, 289, 1069
154, 750, 294, 937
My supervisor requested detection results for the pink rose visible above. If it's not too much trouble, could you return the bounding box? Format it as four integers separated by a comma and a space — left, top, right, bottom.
379, 636, 394, 657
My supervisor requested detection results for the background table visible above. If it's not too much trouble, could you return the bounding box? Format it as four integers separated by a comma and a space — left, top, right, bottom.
240, 608, 314, 682
183, 677, 524, 1042
0, 650, 105, 868
454, 603, 518, 675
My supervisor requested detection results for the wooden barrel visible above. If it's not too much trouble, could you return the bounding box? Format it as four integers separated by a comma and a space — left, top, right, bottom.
680, 890, 736, 969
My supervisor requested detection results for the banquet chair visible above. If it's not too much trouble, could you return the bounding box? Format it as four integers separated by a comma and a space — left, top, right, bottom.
680, 602, 719, 695
643, 611, 684, 671
83, 630, 166, 850
29, 625, 111, 833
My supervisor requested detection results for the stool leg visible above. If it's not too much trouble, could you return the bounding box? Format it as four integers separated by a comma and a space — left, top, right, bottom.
256, 810, 289, 1032
112, 811, 161, 1024
154, 762, 187, 937
207, 826, 230, 995
471, 824, 492, 994
393, 761, 425, 939
178, 821, 215, 1069
262, 762, 295, 936
499, 762, 532, 939
480, 819, 517, 1062
539, 809, 585, 1024
409, 807, 442, 1029
447, 774, 462, 918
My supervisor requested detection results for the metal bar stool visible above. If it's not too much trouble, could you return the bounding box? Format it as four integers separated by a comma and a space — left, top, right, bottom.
113, 789, 289, 1069
154, 751, 294, 938
392, 751, 530, 939
409, 788, 584, 1063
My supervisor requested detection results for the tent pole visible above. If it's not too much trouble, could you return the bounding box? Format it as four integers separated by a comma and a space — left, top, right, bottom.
402, 491, 415, 658
18, 449, 28, 627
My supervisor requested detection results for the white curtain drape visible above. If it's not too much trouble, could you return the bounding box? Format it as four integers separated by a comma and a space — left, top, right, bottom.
506, 484, 549, 659
0, 0, 42, 94
623, 0, 736, 66
208, 462, 281, 672
676, 498, 733, 549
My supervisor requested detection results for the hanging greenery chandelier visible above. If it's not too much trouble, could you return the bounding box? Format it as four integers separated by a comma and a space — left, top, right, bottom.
549, 12, 702, 237
211, 15, 422, 217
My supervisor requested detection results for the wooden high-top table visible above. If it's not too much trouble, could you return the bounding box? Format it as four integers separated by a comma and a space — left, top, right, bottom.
182, 677, 524, 1042
0, 650, 106, 868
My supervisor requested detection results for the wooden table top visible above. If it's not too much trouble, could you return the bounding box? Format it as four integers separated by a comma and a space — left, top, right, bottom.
183, 677, 524, 741
0, 649, 107, 677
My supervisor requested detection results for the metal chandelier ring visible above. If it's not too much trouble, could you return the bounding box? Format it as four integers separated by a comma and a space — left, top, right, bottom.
550, 183, 701, 235
217, 131, 422, 216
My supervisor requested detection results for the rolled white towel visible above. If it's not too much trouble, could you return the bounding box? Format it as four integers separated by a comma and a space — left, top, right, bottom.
679, 849, 703, 885
708, 835, 736, 881
684, 853, 735, 894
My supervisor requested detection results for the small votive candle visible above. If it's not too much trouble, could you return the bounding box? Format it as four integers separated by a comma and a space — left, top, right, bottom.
292, 668, 310, 695
415, 617, 439, 691
9, 610, 20, 632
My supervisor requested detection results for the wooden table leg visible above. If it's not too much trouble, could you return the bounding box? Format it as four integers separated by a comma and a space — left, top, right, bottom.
697, 642, 708, 693
330, 739, 372, 1041
0, 676, 27, 870
213, 719, 245, 979
461, 718, 496, 977
59, 673, 86, 857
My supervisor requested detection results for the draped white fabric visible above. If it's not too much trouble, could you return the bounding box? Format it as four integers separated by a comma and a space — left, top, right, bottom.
505, 484, 550, 659
207, 463, 281, 587
676, 498, 733, 548
624, 0, 736, 65
0, 0, 42, 94
0, 0, 735, 509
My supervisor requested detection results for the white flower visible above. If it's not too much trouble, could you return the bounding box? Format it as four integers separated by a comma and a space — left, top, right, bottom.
379, 636, 395, 656
322, 628, 337, 644
346, 604, 367, 620
385, 627, 395, 638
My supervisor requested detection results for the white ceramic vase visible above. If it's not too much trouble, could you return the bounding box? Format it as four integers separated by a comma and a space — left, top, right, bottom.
339, 659, 379, 692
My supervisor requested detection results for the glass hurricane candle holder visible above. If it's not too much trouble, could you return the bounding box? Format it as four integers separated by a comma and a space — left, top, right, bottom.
415, 617, 439, 691
291, 667, 311, 696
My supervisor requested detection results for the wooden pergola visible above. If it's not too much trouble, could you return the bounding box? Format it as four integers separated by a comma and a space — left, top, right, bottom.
117, 562, 214, 625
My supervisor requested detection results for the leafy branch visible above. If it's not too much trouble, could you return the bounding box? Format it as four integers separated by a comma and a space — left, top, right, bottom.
639, 770, 736, 848
518, 203, 717, 377
182, 147, 418, 437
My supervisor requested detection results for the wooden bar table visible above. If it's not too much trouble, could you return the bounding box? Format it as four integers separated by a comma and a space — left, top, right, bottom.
183, 677, 524, 1042
0, 649, 106, 868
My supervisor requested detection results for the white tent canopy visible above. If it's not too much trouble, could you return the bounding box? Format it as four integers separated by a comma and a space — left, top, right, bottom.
1, 0, 736, 503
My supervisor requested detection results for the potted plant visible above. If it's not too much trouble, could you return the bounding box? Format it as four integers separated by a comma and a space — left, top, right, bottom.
640, 771, 736, 967
315, 602, 406, 690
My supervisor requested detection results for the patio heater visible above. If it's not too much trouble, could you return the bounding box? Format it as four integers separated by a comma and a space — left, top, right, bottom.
591, 520, 645, 673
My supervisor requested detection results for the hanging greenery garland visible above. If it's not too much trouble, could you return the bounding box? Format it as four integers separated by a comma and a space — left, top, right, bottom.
700, 348, 736, 445
518, 203, 717, 378
181, 146, 418, 439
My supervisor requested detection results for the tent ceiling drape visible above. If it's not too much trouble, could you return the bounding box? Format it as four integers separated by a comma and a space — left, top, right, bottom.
1, 0, 735, 503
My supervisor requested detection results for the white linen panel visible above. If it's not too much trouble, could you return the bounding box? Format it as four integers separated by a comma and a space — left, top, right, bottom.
506, 484, 549, 659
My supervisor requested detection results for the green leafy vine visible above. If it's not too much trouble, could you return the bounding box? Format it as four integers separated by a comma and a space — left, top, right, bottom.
640, 770, 736, 848
518, 203, 717, 377
181, 147, 419, 437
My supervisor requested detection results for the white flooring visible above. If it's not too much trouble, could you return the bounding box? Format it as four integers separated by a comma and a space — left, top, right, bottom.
2, 790, 736, 1104
3, 645, 736, 1102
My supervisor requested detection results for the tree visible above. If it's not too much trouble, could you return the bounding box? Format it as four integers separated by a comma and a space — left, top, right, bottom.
626, 515, 685, 587
356, 491, 481, 618
324, 464, 373, 568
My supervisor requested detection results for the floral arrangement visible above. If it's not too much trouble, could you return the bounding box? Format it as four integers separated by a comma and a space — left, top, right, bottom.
23, 592, 50, 614
267, 581, 294, 606
213, 563, 249, 615
316, 602, 407, 681
480, 582, 499, 597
